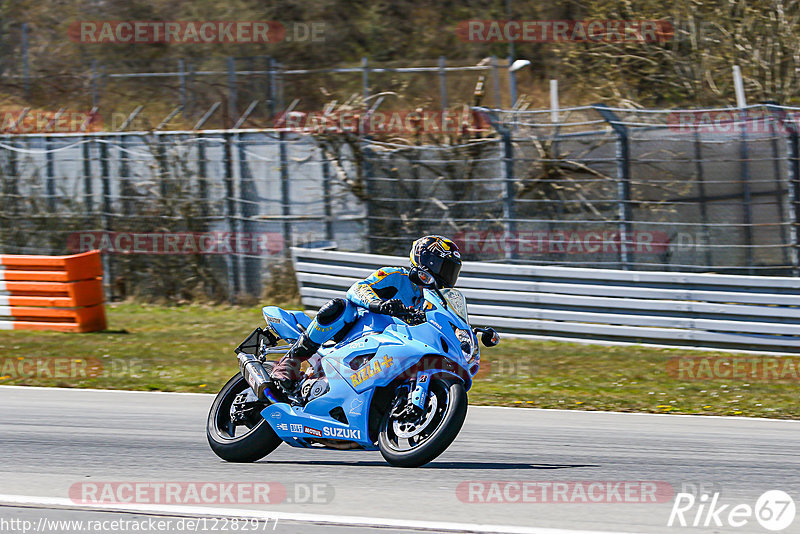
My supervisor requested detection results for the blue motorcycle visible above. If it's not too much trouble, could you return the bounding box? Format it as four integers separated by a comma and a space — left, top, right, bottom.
207, 282, 499, 467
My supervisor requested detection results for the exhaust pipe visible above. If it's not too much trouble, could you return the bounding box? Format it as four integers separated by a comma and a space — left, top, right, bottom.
237, 352, 271, 400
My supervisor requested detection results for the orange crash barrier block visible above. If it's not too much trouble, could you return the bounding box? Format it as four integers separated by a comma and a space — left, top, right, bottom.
0, 250, 107, 332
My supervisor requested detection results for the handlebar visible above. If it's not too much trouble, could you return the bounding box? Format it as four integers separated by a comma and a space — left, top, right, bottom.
395, 307, 427, 326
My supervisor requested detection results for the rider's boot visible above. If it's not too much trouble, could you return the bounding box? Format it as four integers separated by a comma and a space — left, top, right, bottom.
270, 332, 320, 398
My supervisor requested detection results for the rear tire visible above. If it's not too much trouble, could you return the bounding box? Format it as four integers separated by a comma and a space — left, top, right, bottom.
206, 371, 282, 463
378, 379, 467, 468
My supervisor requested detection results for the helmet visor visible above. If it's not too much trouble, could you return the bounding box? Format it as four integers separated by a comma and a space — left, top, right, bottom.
426, 255, 461, 288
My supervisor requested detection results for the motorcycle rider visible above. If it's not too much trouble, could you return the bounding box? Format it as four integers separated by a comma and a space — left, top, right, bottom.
269, 235, 463, 395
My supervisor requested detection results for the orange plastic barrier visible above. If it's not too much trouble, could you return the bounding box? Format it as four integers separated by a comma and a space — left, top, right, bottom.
0, 250, 107, 332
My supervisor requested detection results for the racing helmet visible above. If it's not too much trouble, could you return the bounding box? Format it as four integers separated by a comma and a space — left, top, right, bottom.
409, 235, 462, 288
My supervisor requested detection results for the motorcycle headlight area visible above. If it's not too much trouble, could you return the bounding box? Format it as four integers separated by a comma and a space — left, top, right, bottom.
453, 326, 477, 362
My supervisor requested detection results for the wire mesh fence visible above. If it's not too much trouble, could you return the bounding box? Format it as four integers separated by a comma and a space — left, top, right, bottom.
1, 103, 798, 301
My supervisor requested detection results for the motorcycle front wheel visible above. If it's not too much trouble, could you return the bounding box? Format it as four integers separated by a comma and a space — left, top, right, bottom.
206, 369, 282, 463
378, 378, 467, 467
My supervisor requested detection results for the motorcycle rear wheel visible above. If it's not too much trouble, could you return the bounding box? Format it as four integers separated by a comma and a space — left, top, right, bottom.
206, 370, 282, 463
378, 378, 467, 467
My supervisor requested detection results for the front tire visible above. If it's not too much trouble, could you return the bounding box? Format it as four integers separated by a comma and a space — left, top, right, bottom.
378, 379, 467, 467
206, 371, 282, 463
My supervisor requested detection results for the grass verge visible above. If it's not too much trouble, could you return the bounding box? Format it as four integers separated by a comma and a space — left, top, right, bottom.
0, 302, 797, 419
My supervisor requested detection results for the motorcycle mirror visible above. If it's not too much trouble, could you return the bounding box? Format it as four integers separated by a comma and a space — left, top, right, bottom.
409, 267, 436, 287
480, 328, 500, 347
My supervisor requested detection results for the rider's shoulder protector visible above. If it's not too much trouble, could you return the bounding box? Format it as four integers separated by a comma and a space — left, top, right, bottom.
346, 266, 421, 308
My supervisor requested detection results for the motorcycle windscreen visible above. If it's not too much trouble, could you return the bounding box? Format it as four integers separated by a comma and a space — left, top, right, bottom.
441, 288, 469, 323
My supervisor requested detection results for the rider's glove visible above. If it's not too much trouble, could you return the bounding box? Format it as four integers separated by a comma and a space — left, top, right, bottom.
406, 309, 426, 325
369, 298, 407, 316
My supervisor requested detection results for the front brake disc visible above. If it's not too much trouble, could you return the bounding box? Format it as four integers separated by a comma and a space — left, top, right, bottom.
393, 393, 438, 438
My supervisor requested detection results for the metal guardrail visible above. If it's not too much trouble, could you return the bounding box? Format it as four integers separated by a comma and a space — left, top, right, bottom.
292, 248, 800, 353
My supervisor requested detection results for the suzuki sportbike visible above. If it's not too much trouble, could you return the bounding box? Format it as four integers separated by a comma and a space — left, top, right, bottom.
206, 281, 499, 467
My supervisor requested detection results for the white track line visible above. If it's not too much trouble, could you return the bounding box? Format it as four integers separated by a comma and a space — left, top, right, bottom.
0, 494, 639, 534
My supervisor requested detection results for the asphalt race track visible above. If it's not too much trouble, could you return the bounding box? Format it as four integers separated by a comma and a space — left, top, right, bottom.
0, 386, 798, 534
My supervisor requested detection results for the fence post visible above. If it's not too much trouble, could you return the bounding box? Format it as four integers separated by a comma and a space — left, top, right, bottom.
321, 154, 334, 241
266, 56, 275, 119
767, 109, 791, 269
196, 134, 209, 223
155, 133, 170, 206
477, 108, 517, 261
6, 139, 19, 220
118, 134, 131, 217
593, 105, 633, 270
362, 141, 376, 254
227, 57, 237, 128
90, 60, 100, 108
99, 139, 112, 300
787, 119, 800, 277
237, 132, 261, 295
490, 56, 501, 109
550, 79, 560, 160
737, 108, 755, 273
82, 137, 93, 214
21, 23, 29, 100
178, 59, 188, 118
438, 56, 447, 110
278, 131, 292, 255
361, 57, 369, 102
45, 137, 55, 212
766, 105, 800, 275
277, 61, 285, 112
692, 127, 713, 267
501, 130, 517, 261
508, 56, 518, 109
223, 132, 240, 302
187, 62, 195, 118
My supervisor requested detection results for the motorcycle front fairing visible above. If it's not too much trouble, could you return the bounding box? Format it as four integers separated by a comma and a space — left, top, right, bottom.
259, 288, 479, 450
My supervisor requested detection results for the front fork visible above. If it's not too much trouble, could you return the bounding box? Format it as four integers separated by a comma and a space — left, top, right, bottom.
409, 370, 434, 411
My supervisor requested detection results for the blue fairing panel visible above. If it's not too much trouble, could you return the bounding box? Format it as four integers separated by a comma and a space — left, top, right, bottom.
262, 306, 311, 342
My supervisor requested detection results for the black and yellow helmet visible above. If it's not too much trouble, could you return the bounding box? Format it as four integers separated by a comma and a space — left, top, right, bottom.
409, 235, 462, 288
